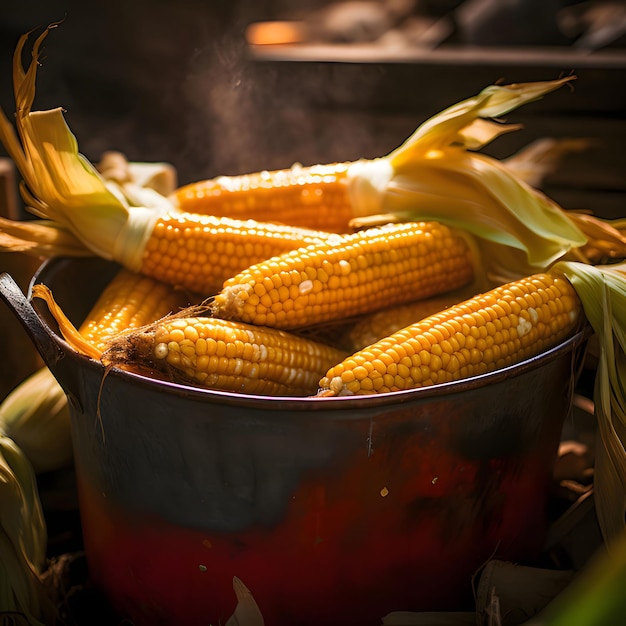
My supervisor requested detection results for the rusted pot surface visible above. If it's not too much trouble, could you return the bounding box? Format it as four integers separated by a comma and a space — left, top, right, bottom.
0, 257, 589, 626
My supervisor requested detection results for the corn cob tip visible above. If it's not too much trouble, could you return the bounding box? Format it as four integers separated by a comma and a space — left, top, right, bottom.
211, 283, 250, 320
317, 376, 353, 397
98, 326, 175, 385
99, 300, 212, 371
101, 328, 152, 365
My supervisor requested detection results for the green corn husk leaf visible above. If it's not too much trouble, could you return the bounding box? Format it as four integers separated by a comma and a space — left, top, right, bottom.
529, 523, 626, 626
553, 260, 626, 550
0, 367, 73, 475
347, 78, 626, 282
0, 435, 53, 624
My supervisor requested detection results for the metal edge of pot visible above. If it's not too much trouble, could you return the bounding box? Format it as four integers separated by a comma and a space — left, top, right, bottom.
25, 256, 593, 414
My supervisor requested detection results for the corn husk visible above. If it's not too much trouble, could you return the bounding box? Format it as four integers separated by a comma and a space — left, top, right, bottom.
0, 216, 90, 257
530, 519, 626, 625
29, 285, 102, 359
0, 148, 177, 259
348, 79, 626, 281
501, 137, 592, 189
96, 150, 178, 200
554, 260, 626, 550
0, 25, 174, 268
566, 214, 626, 264
0, 367, 73, 475
0, 435, 53, 624
225, 577, 265, 626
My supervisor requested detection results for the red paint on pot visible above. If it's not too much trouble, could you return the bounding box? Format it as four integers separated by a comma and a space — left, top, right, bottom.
76, 431, 555, 626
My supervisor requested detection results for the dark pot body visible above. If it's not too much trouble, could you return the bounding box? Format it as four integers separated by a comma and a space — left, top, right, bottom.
0, 258, 589, 626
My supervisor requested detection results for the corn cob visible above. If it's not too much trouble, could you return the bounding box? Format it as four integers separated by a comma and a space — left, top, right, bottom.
342, 287, 477, 352
79, 267, 191, 350
33, 282, 348, 396
317, 271, 583, 396
102, 316, 348, 396
171, 140, 588, 234
173, 163, 354, 233
1, 207, 330, 298
212, 221, 476, 330
137, 213, 331, 294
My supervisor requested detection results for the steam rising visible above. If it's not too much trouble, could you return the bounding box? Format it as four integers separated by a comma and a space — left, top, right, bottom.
0, 4, 415, 188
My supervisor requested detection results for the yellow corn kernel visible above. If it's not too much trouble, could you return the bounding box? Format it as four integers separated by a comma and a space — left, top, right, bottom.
212, 221, 475, 330
106, 316, 348, 397
172, 163, 353, 233
139, 212, 330, 295
317, 272, 583, 396
342, 286, 478, 351
79, 269, 191, 351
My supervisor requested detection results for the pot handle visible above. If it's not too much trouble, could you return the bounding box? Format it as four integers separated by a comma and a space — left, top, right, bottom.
0, 272, 64, 369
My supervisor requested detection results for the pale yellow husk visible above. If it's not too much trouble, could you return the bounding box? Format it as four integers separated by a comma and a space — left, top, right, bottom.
0, 367, 73, 475
30, 284, 102, 360
554, 260, 626, 552
0, 435, 53, 624
0, 24, 174, 269
347, 78, 626, 282
0, 216, 90, 257
501, 137, 591, 189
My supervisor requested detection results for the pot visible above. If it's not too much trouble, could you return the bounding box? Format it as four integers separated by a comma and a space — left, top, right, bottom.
0, 257, 589, 626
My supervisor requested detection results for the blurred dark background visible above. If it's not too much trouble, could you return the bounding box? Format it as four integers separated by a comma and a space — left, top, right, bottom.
0, 0, 277, 186
0, 0, 625, 207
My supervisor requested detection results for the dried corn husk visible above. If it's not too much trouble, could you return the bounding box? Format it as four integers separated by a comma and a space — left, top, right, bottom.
381, 560, 573, 625
501, 137, 591, 190
530, 519, 626, 625
225, 577, 264, 626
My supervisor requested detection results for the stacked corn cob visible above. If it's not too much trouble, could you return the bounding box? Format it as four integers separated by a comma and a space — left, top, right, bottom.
1, 25, 626, 560
0, 25, 616, 401
3, 24, 624, 402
